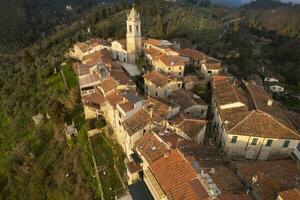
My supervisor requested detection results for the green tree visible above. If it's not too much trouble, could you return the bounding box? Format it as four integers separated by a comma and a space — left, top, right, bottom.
22, 50, 34, 64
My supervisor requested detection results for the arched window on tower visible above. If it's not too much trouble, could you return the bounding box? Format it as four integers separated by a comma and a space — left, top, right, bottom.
136, 25, 139, 33
129, 25, 132, 33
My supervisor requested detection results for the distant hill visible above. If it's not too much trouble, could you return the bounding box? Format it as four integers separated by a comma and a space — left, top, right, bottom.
210, 0, 244, 7
241, 1, 300, 40
0, 0, 107, 53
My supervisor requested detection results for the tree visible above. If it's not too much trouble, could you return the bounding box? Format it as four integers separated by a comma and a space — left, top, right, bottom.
22, 50, 34, 64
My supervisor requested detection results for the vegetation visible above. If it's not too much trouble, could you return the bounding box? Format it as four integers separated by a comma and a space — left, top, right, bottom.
90, 133, 126, 199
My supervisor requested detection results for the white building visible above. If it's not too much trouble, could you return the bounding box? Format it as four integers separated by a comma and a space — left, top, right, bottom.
211, 76, 300, 160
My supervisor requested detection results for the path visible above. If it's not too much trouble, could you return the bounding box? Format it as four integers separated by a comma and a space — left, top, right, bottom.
87, 131, 105, 200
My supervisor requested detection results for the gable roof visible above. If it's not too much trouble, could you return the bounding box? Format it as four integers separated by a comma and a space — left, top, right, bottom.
100, 76, 118, 93
122, 109, 151, 135
150, 149, 209, 200
144, 71, 172, 87
143, 97, 172, 120
158, 55, 185, 67
82, 87, 105, 105
229, 110, 300, 140
135, 133, 170, 164
144, 39, 161, 46
168, 89, 207, 110
237, 159, 300, 200
179, 48, 207, 61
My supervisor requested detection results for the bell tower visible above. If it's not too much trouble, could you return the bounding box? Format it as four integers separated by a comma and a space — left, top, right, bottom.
126, 5, 142, 64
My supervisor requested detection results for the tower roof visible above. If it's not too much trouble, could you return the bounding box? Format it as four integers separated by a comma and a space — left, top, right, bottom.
127, 5, 140, 21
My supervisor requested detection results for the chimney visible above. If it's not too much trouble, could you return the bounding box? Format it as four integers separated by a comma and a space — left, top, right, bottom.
252, 175, 258, 184
164, 152, 169, 158
267, 99, 273, 107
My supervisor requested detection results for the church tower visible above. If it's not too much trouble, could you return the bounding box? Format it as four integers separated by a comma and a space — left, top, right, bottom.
126, 5, 142, 64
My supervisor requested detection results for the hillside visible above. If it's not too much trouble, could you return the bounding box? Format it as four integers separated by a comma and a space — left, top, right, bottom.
0, 0, 110, 53
241, 0, 300, 40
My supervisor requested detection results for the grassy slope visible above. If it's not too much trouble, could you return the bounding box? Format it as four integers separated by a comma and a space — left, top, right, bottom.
0, 61, 99, 199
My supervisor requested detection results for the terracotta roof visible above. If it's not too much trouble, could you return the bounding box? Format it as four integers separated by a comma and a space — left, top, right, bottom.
159, 55, 185, 66
219, 107, 251, 131
83, 51, 102, 62
177, 119, 207, 139
150, 149, 209, 200
74, 42, 89, 52
195, 146, 249, 197
110, 62, 131, 85
218, 194, 252, 200
206, 57, 222, 64
212, 76, 241, 106
237, 159, 300, 200
135, 133, 170, 163
184, 75, 200, 84
278, 188, 300, 200
122, 109, 151, 135
244, 81, 296, 130
143, 97, 171, 120
126, 161, 142, 174
82, 88, 105, 105
204, 63, 221, 70
144, 71, 171, 87
106, 92, 124, 108
79, 73, 100, 87
171, 113, 207, 139
229, 110, 300, 140
144, 39, 161, 46
144, 48, 163, 58
179, 48, 207, 61
118, 101, 134, 113
77, 64, 91, 76
100, 77, 118, 93
168, 89, 207, 110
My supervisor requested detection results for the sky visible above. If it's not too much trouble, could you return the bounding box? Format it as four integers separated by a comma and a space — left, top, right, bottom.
242, 0, 300, 3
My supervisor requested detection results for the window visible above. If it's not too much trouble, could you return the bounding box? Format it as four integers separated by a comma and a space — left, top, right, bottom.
178, 83, 181, 88
119, 112, 122, 118
168, 67, 171, 71
129, 25, 132, 33
155, 92, 158, 97
119, 121, 121, 126
145, 86, 148, 90
231, 136, 238, 143
179, 72, 182, 76
136, 25, 139, 32
179, 67, 182, 70
283, 140, 290, 148
251, 138, 258, 145
297, 142, 300, 151
266, 139, 273, 147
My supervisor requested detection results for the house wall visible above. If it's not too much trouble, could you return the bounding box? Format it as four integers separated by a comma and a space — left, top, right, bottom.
223, 133, 300, 160
111, 41, 128, 62
153, 59, 184, 78
124, 124, 150, 157
200, 64, 220, 78
144, 79, 183, 99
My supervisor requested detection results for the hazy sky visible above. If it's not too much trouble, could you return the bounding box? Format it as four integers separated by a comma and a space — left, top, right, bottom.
243, 0, 300, 3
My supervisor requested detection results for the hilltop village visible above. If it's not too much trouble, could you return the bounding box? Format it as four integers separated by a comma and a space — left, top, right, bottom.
69, 6, 300, 200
